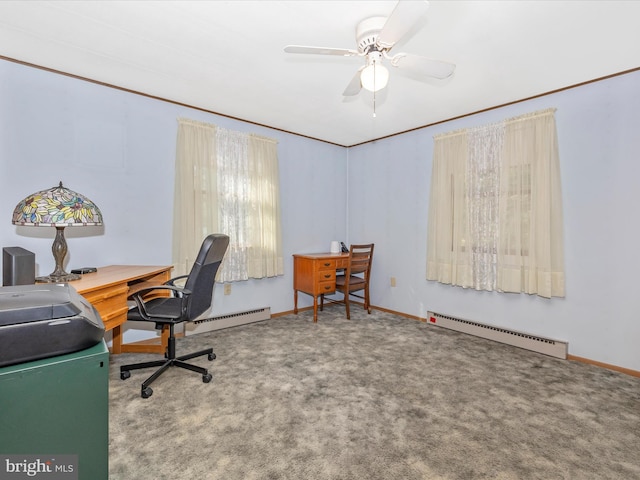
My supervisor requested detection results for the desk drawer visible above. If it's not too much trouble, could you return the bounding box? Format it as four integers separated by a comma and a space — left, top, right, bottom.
315, 268, 336, 295
317, 259, 337, 270
100, 309, 129, 332
82, 284, 129, 328
317, 280, 335, 295
316, 270, 335, 283
335, 258, 349, 269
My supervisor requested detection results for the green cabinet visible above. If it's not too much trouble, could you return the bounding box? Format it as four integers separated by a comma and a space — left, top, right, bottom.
0, 341, 109, 479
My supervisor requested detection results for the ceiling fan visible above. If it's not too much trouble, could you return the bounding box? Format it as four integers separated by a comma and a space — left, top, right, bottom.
284, 0, 455, 97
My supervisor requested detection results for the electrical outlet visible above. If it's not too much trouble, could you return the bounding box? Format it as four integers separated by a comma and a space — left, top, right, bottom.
224, 283, 232, 295
390, 277, 397, 287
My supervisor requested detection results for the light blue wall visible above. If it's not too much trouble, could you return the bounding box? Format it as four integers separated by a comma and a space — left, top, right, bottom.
1, 59, 639, 371
347, 69, 640, 371
0, 60, 348, 342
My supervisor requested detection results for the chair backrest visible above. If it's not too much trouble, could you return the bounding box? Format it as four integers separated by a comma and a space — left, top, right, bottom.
347, 243, 374, 280
183, 234, 230, 320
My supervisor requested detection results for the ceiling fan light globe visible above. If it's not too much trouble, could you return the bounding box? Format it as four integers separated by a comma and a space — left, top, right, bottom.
361, 63, 389, 92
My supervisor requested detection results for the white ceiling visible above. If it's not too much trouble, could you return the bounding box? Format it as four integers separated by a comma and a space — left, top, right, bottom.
0, 1, 639, 147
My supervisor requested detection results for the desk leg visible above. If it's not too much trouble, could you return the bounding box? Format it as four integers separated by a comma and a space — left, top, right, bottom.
313, 296, 318, 323
111, 326, 123, 354
293, 290, 318, 322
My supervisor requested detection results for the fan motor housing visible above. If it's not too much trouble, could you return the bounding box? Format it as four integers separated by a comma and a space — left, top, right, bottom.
356, 16, 386, 53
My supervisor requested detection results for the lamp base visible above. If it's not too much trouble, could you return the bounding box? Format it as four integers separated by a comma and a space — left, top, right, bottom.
36, 272, 81, 283
34, 226, 82, 284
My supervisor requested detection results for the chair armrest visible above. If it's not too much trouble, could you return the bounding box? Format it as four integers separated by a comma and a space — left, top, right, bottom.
129, 285, 193, 321
128, 284, 190, 298
165, 275, 189, 287
165, 275, 189, 297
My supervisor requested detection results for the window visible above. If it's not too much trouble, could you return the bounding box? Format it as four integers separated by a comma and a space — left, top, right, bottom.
172, 118, 283, 282
426, 109, 564, 298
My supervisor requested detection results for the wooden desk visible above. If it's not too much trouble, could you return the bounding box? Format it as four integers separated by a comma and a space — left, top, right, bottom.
67, 265, 173, 354
293, 252, 349, 322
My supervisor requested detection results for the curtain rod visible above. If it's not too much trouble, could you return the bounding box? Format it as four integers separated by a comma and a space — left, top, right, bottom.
434, 107, 557, 140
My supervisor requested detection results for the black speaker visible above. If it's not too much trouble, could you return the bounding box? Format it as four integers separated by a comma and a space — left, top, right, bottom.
3, 247, 36, 286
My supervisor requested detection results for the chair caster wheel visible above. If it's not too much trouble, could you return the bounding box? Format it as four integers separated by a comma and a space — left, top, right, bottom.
120, 370, 131, 380
141, 387, 153, 398
208, 353, 216, 361
203, 373, 212, 383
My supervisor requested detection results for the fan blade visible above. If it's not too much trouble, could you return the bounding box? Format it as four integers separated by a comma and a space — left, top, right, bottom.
284, 45, 359, 57
376, 0, 430, 50
389, 53, 455, 79
343, 67, 364, 96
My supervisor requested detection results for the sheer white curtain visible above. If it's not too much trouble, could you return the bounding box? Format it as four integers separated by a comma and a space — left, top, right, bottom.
426, 108, 564, 298
468, 124, 504, 291
216, 127, 249, 280
172, 118, 284, 281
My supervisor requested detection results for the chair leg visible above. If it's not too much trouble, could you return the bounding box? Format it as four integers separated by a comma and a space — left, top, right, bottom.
120, 358, 167, 373
141, 360, 173, 391
365, 287, 371, 314
178, 347, 214, 362
344, 292, 350, 320
174, 360, 208, 375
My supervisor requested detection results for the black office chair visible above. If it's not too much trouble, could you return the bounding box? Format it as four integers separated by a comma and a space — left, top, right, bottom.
321, 243, 374, 320
120, 234, 229, 398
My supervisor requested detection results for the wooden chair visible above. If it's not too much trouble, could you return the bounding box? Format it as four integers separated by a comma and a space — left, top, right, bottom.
322, 243, 374, 319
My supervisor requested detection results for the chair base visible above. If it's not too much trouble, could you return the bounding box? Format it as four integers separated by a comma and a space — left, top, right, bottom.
120, 347, 215, 398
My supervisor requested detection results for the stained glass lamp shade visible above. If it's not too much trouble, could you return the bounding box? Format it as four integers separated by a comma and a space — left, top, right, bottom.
12, 182, 103, 283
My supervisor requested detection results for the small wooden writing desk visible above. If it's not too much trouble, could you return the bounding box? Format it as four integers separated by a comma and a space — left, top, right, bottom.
293, 252, 349, 322
67, 265, 173, 354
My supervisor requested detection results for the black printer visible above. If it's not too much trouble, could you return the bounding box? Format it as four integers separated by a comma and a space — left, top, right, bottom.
0, 283, 105, 367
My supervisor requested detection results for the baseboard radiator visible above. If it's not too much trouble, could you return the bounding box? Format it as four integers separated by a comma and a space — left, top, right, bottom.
426, 311, 568, 359
185, 307, 271, 336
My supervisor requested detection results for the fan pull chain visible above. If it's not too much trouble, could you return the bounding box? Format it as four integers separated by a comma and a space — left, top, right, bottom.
372, 61, 378, 118
373, 90, 377, 118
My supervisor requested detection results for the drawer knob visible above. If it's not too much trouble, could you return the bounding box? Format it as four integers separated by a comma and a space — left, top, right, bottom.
324, 274, 331, 278
323, 262, 331, 267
